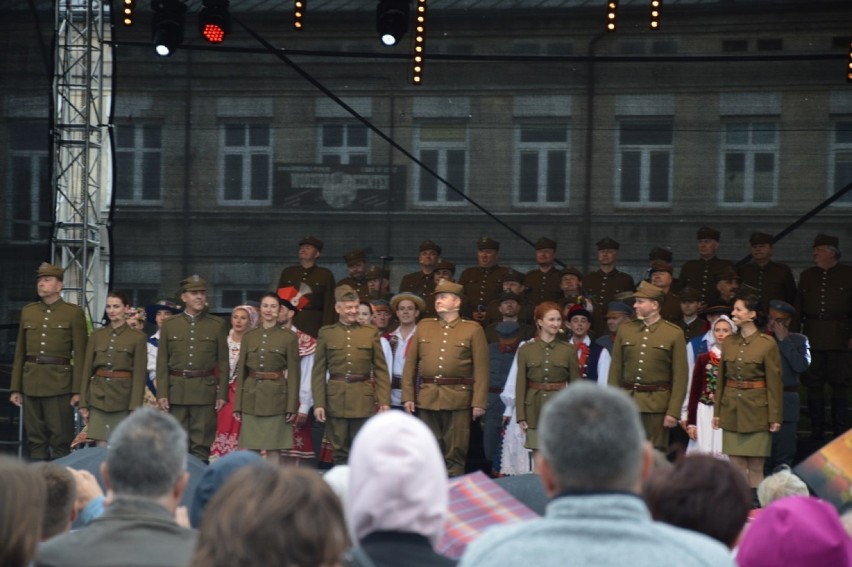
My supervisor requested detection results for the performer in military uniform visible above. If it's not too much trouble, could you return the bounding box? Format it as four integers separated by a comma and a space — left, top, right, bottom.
398, 240, 442, 297
649, 260, 683, 323
608, 281, 688, 451
714, 267, 740, 304
10, 262, 88, 460
584, 237, 635, 336
678, 226, 735, 304
233, 293, 301, 463
156, 275, 229, 462
737, 232, 797, 306
402, 280, 489, 476
516, 302, 580, 451
79, 291, 147, 444
676, 287, 708, 342
524, 237, 562, 306
277, 235, 336, 338
483, 270, 532, 327
422, 259, 456, 318
459, 237, 511, 324
312, 285, 390, 464
338, 248, 370, 300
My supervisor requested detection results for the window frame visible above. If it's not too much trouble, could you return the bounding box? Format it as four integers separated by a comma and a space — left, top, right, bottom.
413, 123, 470, 207
317, 122, 371, 165
218, 122, 273, 205
829, 118, 852, 206
717, 119, 780, 207
613, 118, 674, 208
114, 122, 164, 204
512, 122, 571, 207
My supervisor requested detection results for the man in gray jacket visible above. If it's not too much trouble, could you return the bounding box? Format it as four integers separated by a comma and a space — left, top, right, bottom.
459, 382, 734, 567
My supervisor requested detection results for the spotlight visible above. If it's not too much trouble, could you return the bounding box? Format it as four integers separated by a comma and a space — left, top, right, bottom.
650, 0, 661, 30
122, 0, 136, 27
294, 0, 305, 30
377, 0, 409, 47
848, 39, 852, 83
199, 0, 230, 44
606, 0, 618, 32
411, 0, 426, 85
151, 0, 187, 56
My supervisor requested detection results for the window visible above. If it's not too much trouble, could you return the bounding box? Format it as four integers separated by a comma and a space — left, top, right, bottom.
756, 38, 783, 51
515, 124, 570, 206
115, 124, 162, 202
720, 121, 778, 205
318, 123, 369, 165
615, 120, 673, 206
722, 39, 748, 52
8, 122, 50, 242
221, 123, 272, 204
125, 288, 158, 309
830, 120, 852, 204
220, 288, 267, 308
415, 124, 468, 204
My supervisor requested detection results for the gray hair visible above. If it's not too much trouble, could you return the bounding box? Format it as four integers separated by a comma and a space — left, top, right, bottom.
756, 465, 809, 507
106, 408, 187, 498
539, 382, 644, 492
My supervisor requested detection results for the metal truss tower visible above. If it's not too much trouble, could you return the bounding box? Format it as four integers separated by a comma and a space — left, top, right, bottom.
51, 0, 112, 323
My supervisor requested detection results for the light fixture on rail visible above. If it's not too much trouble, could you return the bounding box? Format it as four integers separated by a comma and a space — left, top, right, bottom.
294, 0, 305, 30
411, 0, 426, 85
606, 0, 618, 32
848, 38, 852, 83
199, 0, 230, 44
650, 0, 661, 30
151, 0, 187, 56
122, 0, 136, 26
377, 0, 410, 47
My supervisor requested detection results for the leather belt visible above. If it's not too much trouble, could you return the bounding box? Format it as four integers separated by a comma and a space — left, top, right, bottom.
95, 369, 131, 379
26, 355, 70, 365
391, 376, 402, 389
783, 385, 799, 393
421, 376, 475, 386
726, 379, 766, 390
621, 381, 672, 393
489, 386, 504, 394
249, 370, 286, 380
169, 369, 214, 378
527, 382, 566, 392
329, 373, 370, 383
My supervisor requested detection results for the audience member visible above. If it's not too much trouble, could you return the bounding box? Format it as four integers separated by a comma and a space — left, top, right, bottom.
755, 465, 809, 508
0, 456, 47, 567
189, 450, 264, 528
346, 411, 455, 566
32, 462, 76, 540
459, 382, 734, 566
191, 465, 349, 567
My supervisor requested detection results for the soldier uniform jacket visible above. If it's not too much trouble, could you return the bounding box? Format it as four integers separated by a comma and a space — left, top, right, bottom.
399, 270, 437, 298
659, 292, 683, 324
608, 318, 688, 418
311, 322, 390, 418
234, 325, 300, 417
79, 324, 147, 412
678, 318, 709, 342
338, 276, 370, 301
156, 312, 229, 405
459, 266, 511, 311
797, 263, 852, 350
714, 332, 783, 433
584, 269, 635, 333
402, 317, 489, 411
775, 332, 810, 424
738, 261, 797, 305
277, 264, 336, 337
11, 298, 88, 397
515, 339, 580, 428
678, 257, 735, 303
524, 268, 563, 305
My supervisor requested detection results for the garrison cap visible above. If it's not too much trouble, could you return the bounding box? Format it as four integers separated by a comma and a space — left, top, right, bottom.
477, 237, 500, 251
596, 237, 620, 250
419, 240, 442, 254
180, 274, 207, 292
677, 287, 703, 303
36, 262, 64, 281
649, 260, 673, 274
434, 280, 465, 298
391, 292, 426, 312
535, 237, 557, 250
560, 267, 584, 280
343, 248, 366, 266
813, 233, 839, 248
697, 226, 721, 241
768, 300, 796, 319
434, 259, 456, 274
606, 301, 633, 317
503, 269, 525, 284
648, 247, 673, 262
749, 232, 773, 246
299, 235, 324, 251
334, 285, 359, 302
633, 281, 666, 303
715, 267, 740, 283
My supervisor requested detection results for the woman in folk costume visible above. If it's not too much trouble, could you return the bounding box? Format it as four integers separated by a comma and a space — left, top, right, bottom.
686, 315, 736, 458
209, 303, 258, 461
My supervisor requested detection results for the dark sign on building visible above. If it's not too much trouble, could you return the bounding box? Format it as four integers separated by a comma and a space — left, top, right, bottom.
275, 164, 406, 210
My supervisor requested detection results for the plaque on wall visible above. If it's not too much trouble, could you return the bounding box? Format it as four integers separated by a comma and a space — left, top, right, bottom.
274, 164, 405, 210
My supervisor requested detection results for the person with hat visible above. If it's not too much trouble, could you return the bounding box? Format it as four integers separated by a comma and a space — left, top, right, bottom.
422, 259, 456, 318
398, 240, 442, 298
381, 292, 425, 409
276, 235, 336, 338
684, 299, 733, 418
676, 287, 708, 342
594, 301, 634, 353
402, 280, 489, 476
459, 237, 512, 324
649, 260, 683, 323
797, 233, 852, 440
484, 290, 535, 344
559, 267, 593, 313
365, 266, 392, 301
484, 269, 532, 328
563, 305, 610, 387
765, 300, 810, 472
483, 321, 524, 474
584, 237, 635, 336
524, 237, 562, 306
10, 262, 88, 460
156, 274, 229, 462
678, 226, 735, 304
312, 285, 391, 465
608, 281, 688, 452
737, 232, 797, 308
369, 298, 394, 332
714, 267, 740, 304
338, 248, 370, 300
144, 299, 182, 402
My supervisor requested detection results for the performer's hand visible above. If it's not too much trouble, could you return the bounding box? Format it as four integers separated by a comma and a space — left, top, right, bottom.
377, 405, 390, 413
663, 415, 678, 428
679, 418, 689, 432
403, 401, 416, 415
233, 411, 241, 422
294, 413, 307, 428
711, 417, 720, 430
285, 413, 295, 423
472, 407, 485, 420
214, 399, 225, 412
314, 407, 326, 423
686, 425, 698, 441
9, 392, 22, 407
769, 422, 781, 433
70, 394, 80, 407
157, 397, 170, 412
78, 407, 89, 421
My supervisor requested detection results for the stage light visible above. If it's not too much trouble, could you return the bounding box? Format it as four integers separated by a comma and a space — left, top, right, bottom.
848, 39, 852, 83
152, 0, 187, 57
294, 0, 305, 30
377, 0, 409, 47
606, 0, 618, 32
199, 0, 230, 44
650, 0, 661, 30
122, 0, 136, 26
411, 0, 426, 85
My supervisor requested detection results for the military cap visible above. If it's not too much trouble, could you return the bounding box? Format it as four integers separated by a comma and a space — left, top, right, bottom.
495, 321, 521, 338
566, 305, 592, 321
560, 267, 583, 280
749, 232, 773, 246
633, 281, 665, 303
299, 235, 324, 251
391, 292, 426, 312
649, 260, 673, 274
36, 262, 64, 281
535, 237, 557, 250
434, 280, 465, 298
813, 233, 839, 248
370, 299, 391, 312
596, 237, 620, 250
180, 274, 207, 292
366, 265, 390, 280
768, 300, 796, 319
419, 240, 442, 254
606, 301, 633, 317
343, 248, 366, 266
714, 267, 740, 283
145, 298, 182, 323
677, 287, 702, 303
334, 284, 359, 302
503, 269, 525, 284
277, 284, 311, 312
477, 237, 500, 251
696, 226, 721, 241
648, 247, 673, 262
497, 291, 522, 304
701, 299, 731, 316
434, 259, 456, 274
